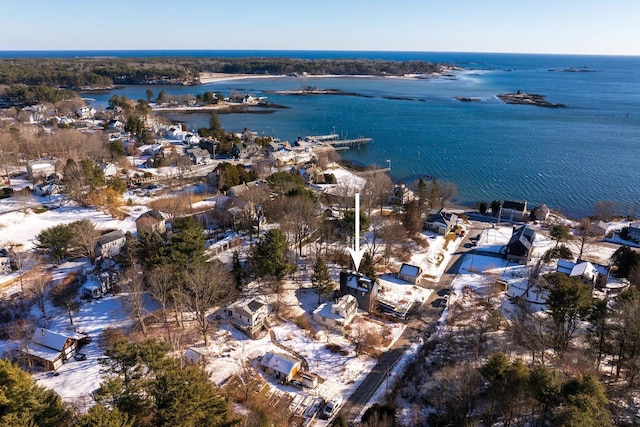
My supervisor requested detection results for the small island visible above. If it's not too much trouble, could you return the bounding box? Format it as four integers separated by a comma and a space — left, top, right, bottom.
497, 91, 567, 108
455, 97, 482, 102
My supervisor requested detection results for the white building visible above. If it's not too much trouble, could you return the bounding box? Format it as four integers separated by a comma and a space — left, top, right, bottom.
313, 294, 358, 331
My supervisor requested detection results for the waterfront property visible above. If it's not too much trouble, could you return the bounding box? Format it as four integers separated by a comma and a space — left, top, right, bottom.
505, 225, 536, 265
424, 209, 458, 235
501, 200, 528, 222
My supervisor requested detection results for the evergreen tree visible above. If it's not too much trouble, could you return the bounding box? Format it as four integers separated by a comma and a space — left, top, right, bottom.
359, 250, 377, 283
0, 360, 70, 427
545, 272, 593, 353
165, 217, 206, 268
35, 223, 74, 263
610, 245, 640, 278
311, 256, 333, 304
152, 362, 237, 427
76, 404, 135, 427
254, 229, 296, 289
231, 251, 245, 291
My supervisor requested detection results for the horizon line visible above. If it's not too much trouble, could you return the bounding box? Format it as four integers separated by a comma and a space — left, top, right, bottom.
0, 48, 639, 58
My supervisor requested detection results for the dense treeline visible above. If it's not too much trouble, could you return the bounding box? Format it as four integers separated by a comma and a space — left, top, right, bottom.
0, 56, 448, 88
4, 85, 77, 106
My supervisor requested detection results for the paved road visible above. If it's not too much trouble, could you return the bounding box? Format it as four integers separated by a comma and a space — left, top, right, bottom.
339, 227, 481, 424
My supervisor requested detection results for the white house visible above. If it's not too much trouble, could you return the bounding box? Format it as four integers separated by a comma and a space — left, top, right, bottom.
26, 159, 56, 180
398, 263, 422, 284
101, 163, 118, 177
227, 298, 268, 339
95, 230, 127, 259
313, 294, 358, 331
76, 106, 96, 119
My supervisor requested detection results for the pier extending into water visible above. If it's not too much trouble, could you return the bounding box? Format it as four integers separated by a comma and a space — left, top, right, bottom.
327, 137, 372, 148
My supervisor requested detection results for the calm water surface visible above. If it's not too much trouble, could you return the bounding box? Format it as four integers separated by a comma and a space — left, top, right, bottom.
81, 52, 640, 218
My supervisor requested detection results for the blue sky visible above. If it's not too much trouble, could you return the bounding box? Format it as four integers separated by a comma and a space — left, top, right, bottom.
3, 0, 639, 55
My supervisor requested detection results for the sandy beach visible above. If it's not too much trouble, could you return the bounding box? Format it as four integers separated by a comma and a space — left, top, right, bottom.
198, 72, 288, 84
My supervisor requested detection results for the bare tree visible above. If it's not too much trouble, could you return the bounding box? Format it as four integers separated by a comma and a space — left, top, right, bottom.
121, 268, 148, 337
182, 263, 236, 346
362, 173, 393, 215
50, 275, 81, 326
573, 218, 600, 260
281, 195, 320, 258
27, 267, 51, 318
71, 220, 100, 263
147, 265, 175, 328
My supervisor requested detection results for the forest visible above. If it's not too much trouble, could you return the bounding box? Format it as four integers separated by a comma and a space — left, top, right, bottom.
0, 56, 447, 88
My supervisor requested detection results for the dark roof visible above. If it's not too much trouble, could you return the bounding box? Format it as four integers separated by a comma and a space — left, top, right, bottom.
247, 300, 265, 312
506, 225, 536, 256
502, 200, 527, 211
96, 230, 125, 246
137, 209, 165, 222
425, 209, 457, 226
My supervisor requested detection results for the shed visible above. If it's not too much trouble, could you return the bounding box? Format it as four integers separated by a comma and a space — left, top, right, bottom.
398, 263, 422, 284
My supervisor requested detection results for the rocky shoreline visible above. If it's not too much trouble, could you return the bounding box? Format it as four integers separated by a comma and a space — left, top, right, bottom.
497, 92, 567, 108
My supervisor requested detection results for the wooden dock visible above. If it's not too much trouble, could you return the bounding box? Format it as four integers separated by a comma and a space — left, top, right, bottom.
327, 137, 372, 148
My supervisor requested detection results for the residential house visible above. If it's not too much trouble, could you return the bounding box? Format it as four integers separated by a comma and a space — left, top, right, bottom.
226, 180, 268, 199
227, 298, 268, 339
135, 209, 167, 235
25, 328, 81, 371
398, 263, 422, 284
95, 230, 126, 259
501, 200, 528, 222
424, 209, 458, 235
533, 203, 551, 222
259, 352, 301, 383
75, 106, 96, 119
184, 133, 201, 146
313, 294, 358, 331
505, 225, 536, 265
0, 248, 14, 273
557, 259, 610, 288
26, 159, 56, 181
339, 270, 379, 312
33, 181, 63, 197
627, 222, 640, 244
101, 163, 118, 177
185, 147, 211, 165
390, 183, 415, 206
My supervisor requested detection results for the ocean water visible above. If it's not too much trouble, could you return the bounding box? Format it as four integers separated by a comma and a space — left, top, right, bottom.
43, 50, 639, 219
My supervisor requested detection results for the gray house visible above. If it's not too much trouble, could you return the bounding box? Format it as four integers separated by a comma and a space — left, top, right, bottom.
339, 270, 379, 312
424, 209, 458, 235
505, 225, 536, 265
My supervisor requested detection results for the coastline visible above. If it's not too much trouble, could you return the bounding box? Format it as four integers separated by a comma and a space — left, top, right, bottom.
197, 71, 458, 84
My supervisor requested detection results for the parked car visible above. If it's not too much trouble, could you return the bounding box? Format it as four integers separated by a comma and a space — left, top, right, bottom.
321, 396, 343, 419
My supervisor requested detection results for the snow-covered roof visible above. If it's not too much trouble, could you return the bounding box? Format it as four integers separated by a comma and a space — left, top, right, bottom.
399, 263, 421, 278
260, 352, 300, 376
31, 328, 77, 351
